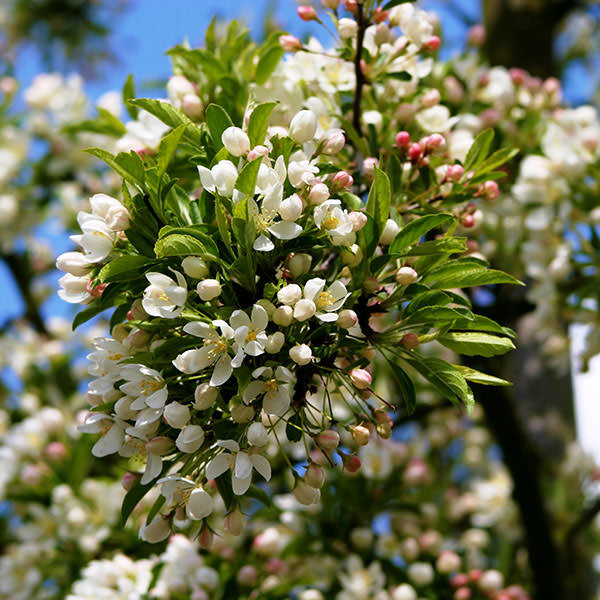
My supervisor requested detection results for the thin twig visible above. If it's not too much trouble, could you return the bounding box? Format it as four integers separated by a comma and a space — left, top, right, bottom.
352, 2, 366, 136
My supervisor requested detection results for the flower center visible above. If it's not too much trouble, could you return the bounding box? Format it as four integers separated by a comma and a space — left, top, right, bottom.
322, 213, 339, 230
246, 327, 258, 342
264, 378, 279, 393
204, 336, 228, 358
316, 290, 335, 310
254, 209, 277, 232
140, 379, 163, 395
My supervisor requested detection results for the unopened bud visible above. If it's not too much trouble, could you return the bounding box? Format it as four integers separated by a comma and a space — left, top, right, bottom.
309, 182, 330, 204
332, 170, 353, 189
342, 453, 361, 473
350, 368, 372, 389
279, 34, 303, 52
298, 5, 319, 21
224, 508, 246, 536
182, 256, 209, 279
265, 331, 285, 354
305, 463, 326, 488
316, 429, 340, 450
351, 425, 370, 446
396, 131, 411, 149
396, 266, 418, 286
401, 333, 419, 349
121, 472, 140, 491
294, 480, 321, 505
337, 309, 358, 329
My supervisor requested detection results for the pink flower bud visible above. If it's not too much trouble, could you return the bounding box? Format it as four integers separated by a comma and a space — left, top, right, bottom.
337, 309, 358, 329
322, 129, 346, 154
247, 145, 270, 161
350, 368, 372, 389
225, 508, 246, 536
408, 143, 423, 163
437, 550, 462, 574
309, 182, 330, 205
279, 34, 303, 52
451, 574, 469, 588
343, 453, 362, 473
332, 170, 353, 189
454, 588, 472, 600
482, 180, 499, 199
467, 24, 486, 46
468, 569, 483, 582
86, 280, 106, 298
403, 458, 430, 485
198, 526, 214, 549
425, 133, 445, 150
401, 333, 419, 349
424, 35, 441, 51
446, 164, 464, 182
298, 6, 319, 21
45, 441, 67, 461
461, 214, 475, 228
316, 429, 340, 450
421, 89, 441, 108
121, 472, 140, 491
305, 463, 326, 488
345, 0, 357, 13
509, 68, 527, 86
237, 565, 258, 586
373, 6, 388, 23
349, 211, 368, 232
396, 133, 411, 152
363, 157, 379, 178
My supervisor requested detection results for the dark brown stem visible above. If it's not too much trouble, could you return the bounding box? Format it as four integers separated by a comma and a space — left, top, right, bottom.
565, 497, 600, 544
352, 2, 366, 136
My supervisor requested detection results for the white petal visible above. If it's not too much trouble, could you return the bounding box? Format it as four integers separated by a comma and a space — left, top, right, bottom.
91, 423, 123, 457
205, 454, 230, 480
268, 221, 303, 240
146, 387, 168, 409
250, 455, 272, 481
251, 304, 268, 330
186, 488, 213, 520
254, 234, 275, 252
230, 309, 251, 330
316, 312, 339, 322
303, 278, 325, 301
210, 355, 233, 386
141, 454, 162, 485
235, 452, 252, 480
232, 474, 252, 495
198, 165, 216, 193
183, 321, 213, 338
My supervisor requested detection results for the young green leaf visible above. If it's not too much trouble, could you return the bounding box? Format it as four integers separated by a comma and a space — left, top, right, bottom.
389, 214, 454, 255
205, 103, 234, 150
437, 331, 515, 357
454, 365, 512, 386
247, 102, 277, 147
255, 46, 284, 85
464, 128, 494, 171
235, 156, 263, 195
366, 167, 391, 234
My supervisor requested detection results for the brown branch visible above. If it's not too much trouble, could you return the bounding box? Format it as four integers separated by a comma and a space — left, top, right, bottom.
352, 1, 366, 136
565, 497, 600, 544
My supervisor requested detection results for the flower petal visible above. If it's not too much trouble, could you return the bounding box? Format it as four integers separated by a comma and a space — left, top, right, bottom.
205, 454, 230, 480
250, 455, 272, 481
268, 221, 303, 240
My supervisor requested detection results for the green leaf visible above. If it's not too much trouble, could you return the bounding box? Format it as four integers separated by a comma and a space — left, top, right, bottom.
476, 146, 519, 176
403, 306, 472, 327
205, 103, 234, 150
464, 128, 494, 171
455, 365, 512, 387
85, 148, 145, 187
157, 123, 187, 177
366, 167, 391, 235
246, 485, 275, 508
406, 356, 474, 412
97, 255, 153, 283
215, 471, 234, 510
286, 412, 302, 442
145, 496, 166, 526
167, 47, 225, 80
247, 102, 277, 146
128, 98, 203, 147
255, 46, 284, 85
384, 357, 416, 414
158, 226, 220, 257
389, 214, 454, 254
72, 304, 105, 330
155, 233, 213, 258
215, 196, 234, 257
402, 237, 467, 256
437, 332, 515, 357
451, 315, 516, 338
122, 74, 137, 119
120, 479, 156, 527
424, 262, 523, 289
385, 71, 412, 81
235, 156, 263, 195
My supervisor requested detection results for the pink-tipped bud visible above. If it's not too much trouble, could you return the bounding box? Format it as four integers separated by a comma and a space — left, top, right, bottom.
425, 133, 445, 150
461, 214, 475, 228
298, 5, 319, 21
279, 34, 303, 52
363, 157, 379, 179
467, 24, 486, 46
121, 472, 140, 491
146, 436, 175, 456
198, 525, 214, 549
408, 143, 423, 163
321, 129, 346, 154
349, 211, 368, 232
543, 77, 560, 95
332, 170, 353, 189
224, 508, 246, 536
86, 280, 106, 298
396, 131, 411, 149
424, 35, 441, 51
454, 588, 472, 600
401, 333, 419, 349
446, 164, 464, 182
482, 180, 499, 199
237, 565, 258, 587
309, 182, 330, 205
468, 569, 483, 582
509, 67, 527, 86
345, 0, 357, 13
337, 309, 358, 329
351, 425, 371, 446
396, 266, 418, 286
373, 6, 388, 23
45, 441, 67, 461
247, 145, 270, 162
305, 463, 326, 488
350, 368, 372, 390
343, 453, 362, 473
316, 429, 340, 450
421, 89, 441, 108
451, 574, 469, 588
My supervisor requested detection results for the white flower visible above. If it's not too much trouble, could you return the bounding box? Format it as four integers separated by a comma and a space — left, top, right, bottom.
56, 251, 92, 276
120, 364, 168, 410
288, 157, 320, 188
163, 402, 190, 428
173, 320, 244, 386
140, 517, 171, 543
415, 105, 451, 133
117, 108, 170, 153
389, 4, 434, 46
230, 304, 269, 356
142, 270, 187, 319
167, 75, 196, 106
70, 215, 116, 263
338, 18, 358, 39
247, 422, 268, 446
176, 424, 205, 453
88, 193, 130, 231
243, 366, 295, 416
278, 283, 303, 306
79, 413, 126, 457
57, 273, 91, 304
198, 160, 238, 197
249, 186, 303, 252
181, 256, 209, 279
205, 439, 271, 495
158, 475, 214, 520
119, 435, 163, 484
300, 278, 349, 322
313, 199, 354, 244
289, 109, 318, 143
222, 126, 250, 156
